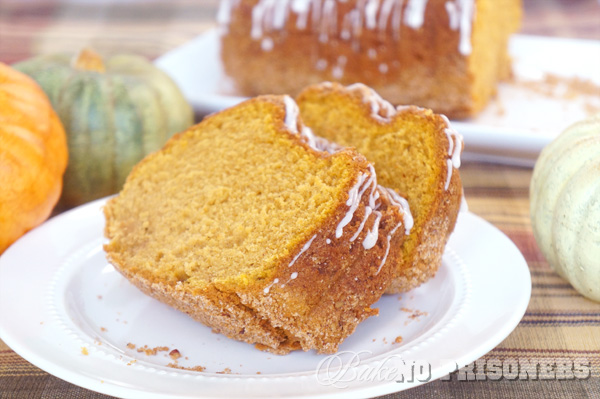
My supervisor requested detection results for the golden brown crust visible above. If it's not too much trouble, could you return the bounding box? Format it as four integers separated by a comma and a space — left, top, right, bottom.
385, 157, 462, 293
235, 189, 404, 353
383, 105, 463, 293
219, 0, 521, 119
106, 173, 405, 354
295, 82, 463, 293
104, 95, 407, 354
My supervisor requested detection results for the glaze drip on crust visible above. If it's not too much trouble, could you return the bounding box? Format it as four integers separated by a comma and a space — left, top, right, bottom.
271, 163, 412, 288
218, 0, 476, 57
284, 94, 339, 153
321, 82, 463, 192
374, 186, 414, 273
440, 114, 463, 190
344, 82, 397, 122
334, 164, 412, 251
220, 0, 522, 119
272, 97, 414, 287
336, 165, 377, 238
379, 185, 414, 235
445, 0, 476, 55
295, 81, 464, 294
288, 233, 317, 267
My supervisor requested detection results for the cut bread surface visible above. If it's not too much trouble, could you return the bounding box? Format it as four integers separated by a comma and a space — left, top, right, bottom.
297, 82, 463, 293
107, 97, 356, 290
104, 94, 410, 353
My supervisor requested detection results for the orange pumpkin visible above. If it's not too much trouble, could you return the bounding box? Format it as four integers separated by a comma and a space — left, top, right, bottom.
0, 62, 68, 254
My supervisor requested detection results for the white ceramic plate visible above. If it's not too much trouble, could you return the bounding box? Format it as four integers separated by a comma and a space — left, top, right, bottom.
0, 197, 530, 398
155, 30, 600, 167
0, 198, 530, 398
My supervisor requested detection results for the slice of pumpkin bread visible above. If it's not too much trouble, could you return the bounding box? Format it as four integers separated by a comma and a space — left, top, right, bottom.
296, 82, 463, 293
103, 95, 411, 354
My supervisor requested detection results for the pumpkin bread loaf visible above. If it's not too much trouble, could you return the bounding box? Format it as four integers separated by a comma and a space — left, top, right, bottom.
218, 0, 522, 119
104, 95, 411, 354
296, 82, 463, 293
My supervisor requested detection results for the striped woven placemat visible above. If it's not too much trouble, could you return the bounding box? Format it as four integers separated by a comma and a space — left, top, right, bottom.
0, 1, 598, 398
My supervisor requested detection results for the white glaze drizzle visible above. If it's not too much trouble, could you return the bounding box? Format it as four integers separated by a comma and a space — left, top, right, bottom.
261, 37, 274, 51
250, 0, 270, 39
262, 161, 414, 291
335, 162, 412, 256
445, 1, 460, 29
284, 95, 346, 154
362, 210, 382, 249
220, 0, 475, 55
318, 82, 462, 193
440, 114, 463, 190
345, 83, 396, 122
272, 0, 292, 30
445, 159, 453, 191
264, 88, 417, 288
364, 0, 381, 30
263, 278, 280, 294
311, 0, 323, 28
376, 218, 403, 274
404, 0, 429, 29
379, 185, 413, 235
349, 205, 373, 242
335, 164, 377, 238
350, 166, 379, 244
315, 58, 328, 70
315, 136, 345, 153
348, 171, 378, 245
320, 0, 338, 43
445, 0, 475, 55
378, 0, 402, 40
302, 126, 320, 150
264, 233, 315, 294
373, 185, 412, 274
216, 0, 241, 28
283, 95, 325, 152
283, 95, 300, 133
332, 65, 344, 79
292, 0, 311, 28
280, 272, 299, 288
289, 234, 317, 267
335, 165, 410, 273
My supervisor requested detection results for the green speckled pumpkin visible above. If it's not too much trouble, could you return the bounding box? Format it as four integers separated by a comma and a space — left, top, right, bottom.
14, 48, 194, 207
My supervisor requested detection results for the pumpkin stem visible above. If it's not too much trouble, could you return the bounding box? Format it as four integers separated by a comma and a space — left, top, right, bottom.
72, 48, 106, 73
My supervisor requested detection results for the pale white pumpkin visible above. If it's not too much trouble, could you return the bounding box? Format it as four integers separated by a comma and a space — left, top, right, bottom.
530, 114, 600, 302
